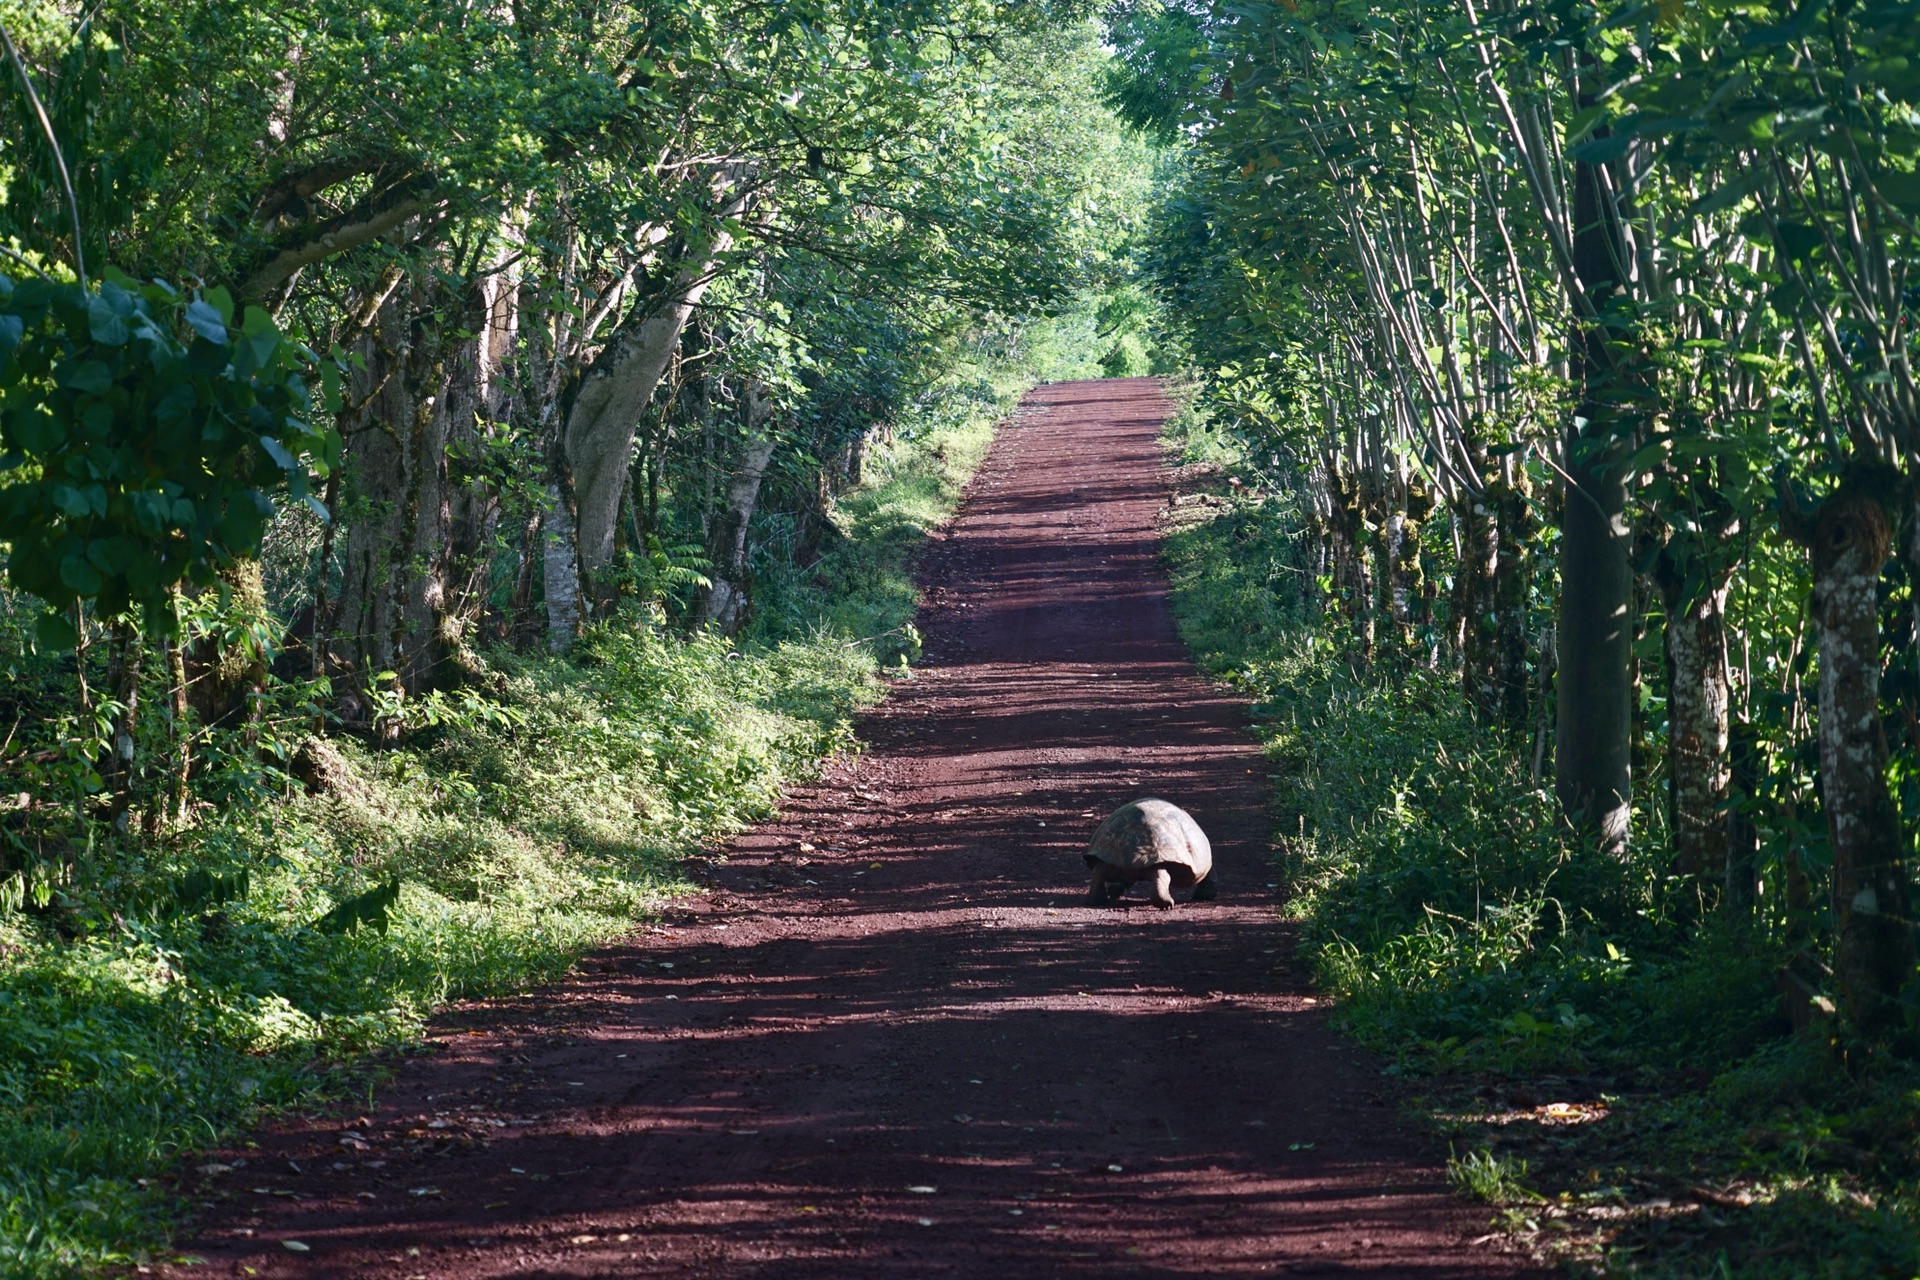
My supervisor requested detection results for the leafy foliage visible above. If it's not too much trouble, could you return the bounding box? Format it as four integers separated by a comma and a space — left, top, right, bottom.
0, 275, 331, 635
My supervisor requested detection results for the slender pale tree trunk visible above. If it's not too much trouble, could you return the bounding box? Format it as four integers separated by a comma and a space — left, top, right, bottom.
545, 267, 715, 647
104, 618, 143, 833
1453, 491, 1498, 714
1725, 719, 1760, 913
165, 604, 190, 826
562, 267, 719, 576
542, 487, 582, 652
701, 382, 778, 634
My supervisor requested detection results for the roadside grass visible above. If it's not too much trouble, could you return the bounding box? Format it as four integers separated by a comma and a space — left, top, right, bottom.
0, 366, 1025, 1278
1156, 394, 1920, 1278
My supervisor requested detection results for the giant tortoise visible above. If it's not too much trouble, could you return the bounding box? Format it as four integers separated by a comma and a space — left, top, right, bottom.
1083, 798, 1215, 908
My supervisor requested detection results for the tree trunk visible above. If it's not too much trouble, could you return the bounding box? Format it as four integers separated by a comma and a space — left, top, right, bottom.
1661, 573, 1732, 900
330, 280, 459, 706
1554, 128, 1636, 857
1391, 478, 1433, 659
844, 427, 871, 488
1381, 507, 1407, 650
1491, 477, 1534, 731
1454, 491, 1498, 715
543, 482, 582, 652
166, 613, 190, 826
1809, 481, 1912, 1035
1725, 719, 1760, 914
552, 197, 749, 644
436, 271, 513, 668
186, 560, 268, 733
507, 510, 542, 648
1325, 466, 1372, 662
701, 382, 778, 634
104, 618, 143, 834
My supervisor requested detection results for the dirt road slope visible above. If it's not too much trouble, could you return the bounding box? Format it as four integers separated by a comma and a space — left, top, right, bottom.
164, 378, 1538, 1278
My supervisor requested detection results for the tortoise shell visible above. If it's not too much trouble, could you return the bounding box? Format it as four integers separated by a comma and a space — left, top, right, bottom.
1083, 798, 1212, 888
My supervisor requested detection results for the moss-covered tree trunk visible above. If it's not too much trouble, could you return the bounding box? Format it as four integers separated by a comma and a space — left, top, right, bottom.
331, 279, 458, 711
1453, 488, 1497, 715
1325, 464, 1373, 662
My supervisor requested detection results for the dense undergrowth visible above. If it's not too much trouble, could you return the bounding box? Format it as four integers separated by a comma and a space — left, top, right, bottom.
0, 341, 1076, 1277
1158, 396, 1920, 1278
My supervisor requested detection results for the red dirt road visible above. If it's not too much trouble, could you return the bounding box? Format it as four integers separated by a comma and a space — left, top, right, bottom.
164, 379, 1537, 1278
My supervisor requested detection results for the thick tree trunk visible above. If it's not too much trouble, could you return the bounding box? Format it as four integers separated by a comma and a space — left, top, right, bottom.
563, 277, 709, 581
844, 427, 871, 488
544, 271, 709, 648
549, 196, 750, 648
1381, 507, 1408, 653
186, 560, 268, 732
1555, 134, 1636, 857
330, 282, 458, 707
1809, 483, 1912, 1034
701, 383, 778, 634
1306, 489, 1332, 586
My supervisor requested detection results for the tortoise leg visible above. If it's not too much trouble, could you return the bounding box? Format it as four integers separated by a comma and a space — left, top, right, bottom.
1191, 870, 1217, 902
1106, 877, 1128, 901
1087, 861, 1113, 906
1149, 866, 1175, 909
